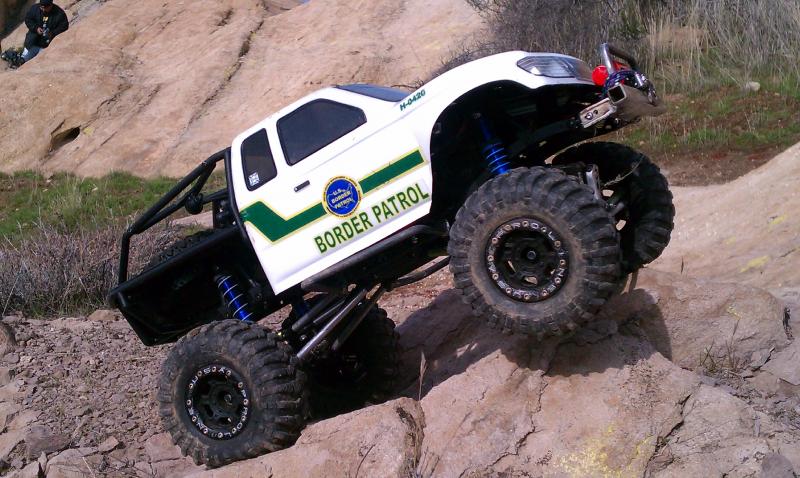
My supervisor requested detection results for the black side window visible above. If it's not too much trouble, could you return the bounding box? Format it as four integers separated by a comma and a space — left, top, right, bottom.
241, 129, 277, 191
277, 100, 366, 165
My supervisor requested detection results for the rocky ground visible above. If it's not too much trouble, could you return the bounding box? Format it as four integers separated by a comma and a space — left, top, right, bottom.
0, 143, 799, 477
0, 147, 799, 477
0, 311, 190, 477
0, 264, 797, 477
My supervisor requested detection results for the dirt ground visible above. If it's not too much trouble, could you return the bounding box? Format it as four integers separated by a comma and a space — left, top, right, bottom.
653, 141, 800, 297
656, 147, 778, 186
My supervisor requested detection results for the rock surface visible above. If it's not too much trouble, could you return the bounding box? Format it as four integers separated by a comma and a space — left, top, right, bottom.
0, 265, 797, 476
190, 397, 424, 478
0, 0, 483, 177
763, 340, 800, 386
654, 384, 799, 477
400, 292, 699, 478
144, 433, 184, 463
602, 270, 790, 370
654, 142, 800, 293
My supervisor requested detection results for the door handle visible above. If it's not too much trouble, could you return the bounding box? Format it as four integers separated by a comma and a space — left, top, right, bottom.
294, 180, 310, 192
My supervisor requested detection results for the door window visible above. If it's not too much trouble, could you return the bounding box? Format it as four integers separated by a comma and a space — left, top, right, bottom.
277, 100, 366, 165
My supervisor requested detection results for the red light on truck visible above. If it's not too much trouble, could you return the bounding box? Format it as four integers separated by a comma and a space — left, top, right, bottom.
592, 66, 610, 86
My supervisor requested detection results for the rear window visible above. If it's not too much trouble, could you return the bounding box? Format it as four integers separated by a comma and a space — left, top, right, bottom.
277, 100, 366, 165
241, 129, 277, 191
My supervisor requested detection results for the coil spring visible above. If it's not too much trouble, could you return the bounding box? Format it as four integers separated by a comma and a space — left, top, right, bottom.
215, 275, 253, 322
478, 116, 510, 175
482, 142, 510, 175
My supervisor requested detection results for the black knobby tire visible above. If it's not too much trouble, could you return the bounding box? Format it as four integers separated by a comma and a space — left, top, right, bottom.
158, 320, 307, 467
146, 230, 215, 270
553, 142, 674, 273
448, 167, 621, 338
306, 307, 400, 418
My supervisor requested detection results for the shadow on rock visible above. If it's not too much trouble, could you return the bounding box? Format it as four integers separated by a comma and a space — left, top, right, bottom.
599, 284, 673, 361
393, 286, 668, 400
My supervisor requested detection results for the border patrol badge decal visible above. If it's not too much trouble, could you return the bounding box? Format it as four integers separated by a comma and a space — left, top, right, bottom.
324, 177, 361, 217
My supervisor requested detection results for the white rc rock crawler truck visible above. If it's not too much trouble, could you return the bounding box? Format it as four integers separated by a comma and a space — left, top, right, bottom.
109, 44, 674, 466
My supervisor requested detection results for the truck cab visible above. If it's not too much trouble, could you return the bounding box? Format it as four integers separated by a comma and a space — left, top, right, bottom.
230, 85, 434, 294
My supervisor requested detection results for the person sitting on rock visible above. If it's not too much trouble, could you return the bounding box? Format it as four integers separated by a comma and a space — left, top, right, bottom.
21, 0, 69, 64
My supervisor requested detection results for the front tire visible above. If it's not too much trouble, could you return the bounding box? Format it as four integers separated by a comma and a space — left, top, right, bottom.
158, 320, 307, 467
448, 167, 621, 338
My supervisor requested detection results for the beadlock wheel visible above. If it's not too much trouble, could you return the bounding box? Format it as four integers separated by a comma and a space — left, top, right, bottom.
158, 320, 307, 467
448, 167, 621, 338
185, 364, 250, 440
486, 218, 569, 303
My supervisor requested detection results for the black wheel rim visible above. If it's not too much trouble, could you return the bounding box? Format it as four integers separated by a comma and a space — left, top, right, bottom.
185, 364, 250, 440
485, 218, 569, 302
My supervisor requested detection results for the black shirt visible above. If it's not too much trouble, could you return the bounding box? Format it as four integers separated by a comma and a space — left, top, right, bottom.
24, 3, 69, 49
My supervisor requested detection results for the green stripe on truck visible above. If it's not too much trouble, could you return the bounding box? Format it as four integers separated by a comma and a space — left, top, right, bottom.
359, 150, 424, 193
240, 149, 425, 243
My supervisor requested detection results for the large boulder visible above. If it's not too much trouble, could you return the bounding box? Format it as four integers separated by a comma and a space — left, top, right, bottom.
0, 0, 483, 177
187, 397, 424, 478
600, 269, 790, 370
399, 290, 700, 477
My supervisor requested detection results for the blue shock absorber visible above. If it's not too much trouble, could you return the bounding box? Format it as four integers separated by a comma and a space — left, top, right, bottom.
478, 116, 510, 175
215, 274, 253, 322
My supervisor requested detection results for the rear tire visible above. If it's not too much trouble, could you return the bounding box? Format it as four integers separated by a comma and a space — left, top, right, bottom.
448, 167, 621, 338
158, 320, 307, 467
146, 230, 214, 270
306, 307, 400, 418
553, 142, 674, 273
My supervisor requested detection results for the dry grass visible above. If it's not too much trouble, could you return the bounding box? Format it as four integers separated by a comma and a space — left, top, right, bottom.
451, 0, 800, 93
0, 220, 180, 318
0, 168, 225, 318
699, 311, 745, 374
639, 0, 800, 91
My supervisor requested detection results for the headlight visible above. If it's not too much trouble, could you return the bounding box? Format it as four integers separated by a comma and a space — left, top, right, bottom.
517, 55, 593, 82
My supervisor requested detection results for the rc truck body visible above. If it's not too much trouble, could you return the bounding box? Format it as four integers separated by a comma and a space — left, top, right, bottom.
109, 44, 674, 466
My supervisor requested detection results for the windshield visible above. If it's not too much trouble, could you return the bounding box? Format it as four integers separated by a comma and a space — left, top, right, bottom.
336, 84, 409, 102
